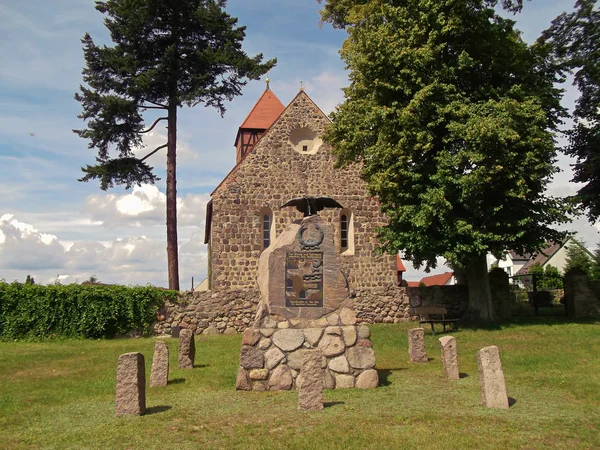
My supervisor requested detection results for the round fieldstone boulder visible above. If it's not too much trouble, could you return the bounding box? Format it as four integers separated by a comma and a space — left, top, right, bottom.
265, 347, 285, 369
287, 349, 305, 371
335, 374, 355, 389
356, 369, 379, 388
249, 369, 269, 380
303, 328, 324, 347
268, 364, 293, 390
347, 346, 376, 369
342, 326, 357, 347
319, 334, 346, 357
272, 329, 305, 352
242, 328, 261, 346
328, 355, 350, 374
240, 346, 264, 369
357, 325, 371, 339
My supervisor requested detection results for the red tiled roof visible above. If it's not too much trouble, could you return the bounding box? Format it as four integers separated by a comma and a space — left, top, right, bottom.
407, 281, 420, 287
396, 254, 406, 272
418, 272, 454, 286
239, 89, 285, 130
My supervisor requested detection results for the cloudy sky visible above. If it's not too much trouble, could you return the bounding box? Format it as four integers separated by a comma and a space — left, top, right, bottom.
0, 0, 597, 287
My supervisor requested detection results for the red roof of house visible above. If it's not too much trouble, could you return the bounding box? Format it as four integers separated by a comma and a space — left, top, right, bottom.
396, 254, 406, 272
239, 89, 285, 130
418, 272, 454, 286
407, 281, 420, 287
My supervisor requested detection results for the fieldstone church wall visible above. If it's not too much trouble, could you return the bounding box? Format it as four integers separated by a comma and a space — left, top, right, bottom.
153, 285, 468, 335
208, 91, 396, 292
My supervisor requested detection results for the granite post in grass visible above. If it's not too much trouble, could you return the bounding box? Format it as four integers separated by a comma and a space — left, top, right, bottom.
298, 349, 324, 411
115, 352, 146, 416
178, 329, 195, 369
408, 328, 428, 363
438, 336, 459, 380
477, 345, 509, 409
150, 340, 169, 387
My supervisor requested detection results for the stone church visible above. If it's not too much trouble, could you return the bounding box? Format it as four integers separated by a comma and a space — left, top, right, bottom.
204, 84, 396, 293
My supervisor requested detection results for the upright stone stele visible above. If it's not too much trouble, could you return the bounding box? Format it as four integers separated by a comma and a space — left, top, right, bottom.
438, 336, 459, 380
150, 340, 169, 387
408, 328, 428, 363
178, 329, 195, 369
477, 345, 509, 409
298, 349, 324, 411
115, 352, 146, 416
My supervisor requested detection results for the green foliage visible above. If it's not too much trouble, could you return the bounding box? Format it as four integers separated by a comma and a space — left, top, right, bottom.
317, 0, 528, 29
528, 263, 563, 290
564, 239, 594, 276
541, 0, 600, 222
0, 282, 177, 340
323, 0, 569, 273
590, 242, 600, 281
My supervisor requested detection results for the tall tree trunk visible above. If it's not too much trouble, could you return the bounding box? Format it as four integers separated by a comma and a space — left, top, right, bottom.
166, 104, 180, 291
465, 253, 496, 321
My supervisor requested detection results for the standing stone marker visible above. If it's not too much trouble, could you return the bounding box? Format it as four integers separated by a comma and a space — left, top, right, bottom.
150, 340, 169, 387
178, 329, 195, 369
438, 336, 459, 380
477, 345, 509, 409
408, 328, 428, 363
115, 352, 146, 416
298, 349, 324, 411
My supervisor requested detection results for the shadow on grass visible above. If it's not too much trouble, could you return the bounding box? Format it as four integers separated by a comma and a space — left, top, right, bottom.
193, 364, 209, 369
324, 401, 344, 408
508, 397, 517, 407
146, 405, 172, 415
168, 378, 185, 385
458, 316, 599, 332
459, 373, 469, 379
377, 368, 406, 386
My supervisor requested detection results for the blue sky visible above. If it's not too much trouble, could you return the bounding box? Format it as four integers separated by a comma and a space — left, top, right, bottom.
0, 0, 597, 287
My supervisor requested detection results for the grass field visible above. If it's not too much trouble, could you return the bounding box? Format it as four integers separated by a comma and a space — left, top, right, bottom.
0, 318, 599, 450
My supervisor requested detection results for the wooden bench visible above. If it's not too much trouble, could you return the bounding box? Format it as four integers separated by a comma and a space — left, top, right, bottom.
413, 306, 459, 335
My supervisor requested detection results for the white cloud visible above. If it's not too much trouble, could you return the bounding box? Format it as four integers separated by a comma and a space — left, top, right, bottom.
83, 184, 209, 229
0, 214, 207, 287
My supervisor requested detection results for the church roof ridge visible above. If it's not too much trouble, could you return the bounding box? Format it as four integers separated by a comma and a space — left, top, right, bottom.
238, 88, 285, 131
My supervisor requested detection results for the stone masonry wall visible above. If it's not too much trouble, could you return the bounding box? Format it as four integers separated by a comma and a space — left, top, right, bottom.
153, 285, 469, 335
209, 91, 396, 292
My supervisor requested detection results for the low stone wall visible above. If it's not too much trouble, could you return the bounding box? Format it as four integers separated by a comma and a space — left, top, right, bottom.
153, 290, 260, 335
153, 285, 469, 335
564, 270, 600, 318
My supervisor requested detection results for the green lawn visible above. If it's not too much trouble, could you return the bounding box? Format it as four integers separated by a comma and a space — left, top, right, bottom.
1, 318, 599, 449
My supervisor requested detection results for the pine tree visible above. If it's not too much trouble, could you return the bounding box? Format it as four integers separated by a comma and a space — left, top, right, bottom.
564, 239, 594, 276
319, 0, 570, 321
74, 0, 275, 290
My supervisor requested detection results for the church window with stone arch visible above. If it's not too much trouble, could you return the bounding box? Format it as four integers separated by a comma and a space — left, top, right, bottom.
339, 209, 355, 255
260, 207, 275, 250
263, 214, 271, 248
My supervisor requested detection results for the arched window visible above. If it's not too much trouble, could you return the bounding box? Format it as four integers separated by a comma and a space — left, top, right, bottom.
299, 289, 307, 300
339, 209, 355, 255
340, 214, 348, 250
263, 214, 271, 248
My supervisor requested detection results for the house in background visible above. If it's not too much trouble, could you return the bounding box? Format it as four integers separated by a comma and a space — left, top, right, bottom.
493, 250, 531, 277
514, 237, 593, 275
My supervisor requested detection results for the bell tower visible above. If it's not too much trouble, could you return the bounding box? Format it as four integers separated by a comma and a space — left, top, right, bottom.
234, 78, 285, 163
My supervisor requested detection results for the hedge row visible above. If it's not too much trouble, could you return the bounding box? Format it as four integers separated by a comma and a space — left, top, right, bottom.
0, 282, 178, 340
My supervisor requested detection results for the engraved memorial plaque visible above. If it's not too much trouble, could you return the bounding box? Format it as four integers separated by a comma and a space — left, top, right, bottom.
285, 252, 323, 307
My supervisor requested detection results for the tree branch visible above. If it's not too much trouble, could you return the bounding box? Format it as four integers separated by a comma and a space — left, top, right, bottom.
139, 117, 167, 134
141, 143, 168, 161
142, 99, 168, 108
141, 104, 168, 110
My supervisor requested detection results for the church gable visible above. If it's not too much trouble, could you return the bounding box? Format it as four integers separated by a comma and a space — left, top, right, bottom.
208, 90, 396, 291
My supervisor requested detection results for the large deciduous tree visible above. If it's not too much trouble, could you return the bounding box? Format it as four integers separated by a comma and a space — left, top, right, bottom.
320, 0, 570, 321
75, 0, 275, 290
541, 0, 600, 223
